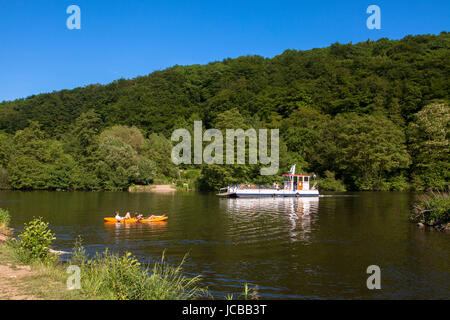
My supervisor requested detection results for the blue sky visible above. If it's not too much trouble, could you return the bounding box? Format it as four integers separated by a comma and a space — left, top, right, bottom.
0, 0, 448, 102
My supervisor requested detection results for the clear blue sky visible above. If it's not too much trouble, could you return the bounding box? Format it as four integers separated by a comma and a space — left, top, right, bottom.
0, 0, 449, 102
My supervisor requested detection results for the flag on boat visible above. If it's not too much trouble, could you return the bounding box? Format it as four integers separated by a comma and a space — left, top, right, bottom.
289, 164, 296, 175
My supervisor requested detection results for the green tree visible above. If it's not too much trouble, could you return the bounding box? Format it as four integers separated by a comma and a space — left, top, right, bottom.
8, 122, 74, 190
408, 103, 449, 190
323, 114, 411, 190
0, 33, 448, 191
99, 125, 145, 152
143, 133, 178, 178
65, 110, 103, 190
97, 137, 155, 190
0, 132, 11, 189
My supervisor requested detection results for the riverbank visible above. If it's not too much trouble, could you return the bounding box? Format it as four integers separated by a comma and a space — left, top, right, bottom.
0, 213, 88, 299
128, 184, 176, 193
0, 210, 209, 300
0, 233, 207, 300
0, 244, 87, 300
411, 192, 450, 232
0, 240, 207, 300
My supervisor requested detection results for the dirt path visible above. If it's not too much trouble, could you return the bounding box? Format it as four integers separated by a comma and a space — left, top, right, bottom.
0, 229, 39, 300
0, 264, 38, 300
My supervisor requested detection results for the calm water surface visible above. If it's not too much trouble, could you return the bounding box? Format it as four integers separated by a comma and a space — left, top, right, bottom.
0, 191, 448, 299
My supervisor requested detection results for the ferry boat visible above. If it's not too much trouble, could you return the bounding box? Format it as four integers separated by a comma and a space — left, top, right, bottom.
218, 165, 320, 198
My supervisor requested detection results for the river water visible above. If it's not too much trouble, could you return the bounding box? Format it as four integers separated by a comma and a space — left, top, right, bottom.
1, 191, 448, 299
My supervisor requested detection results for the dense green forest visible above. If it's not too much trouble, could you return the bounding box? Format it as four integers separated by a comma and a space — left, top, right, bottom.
0, 32, 448, 191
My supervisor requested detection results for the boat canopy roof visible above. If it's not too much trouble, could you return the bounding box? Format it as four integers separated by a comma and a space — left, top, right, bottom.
282, 174, 311, 177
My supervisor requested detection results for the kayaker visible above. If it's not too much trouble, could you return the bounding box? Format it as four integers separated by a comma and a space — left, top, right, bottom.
145, 214, 165, 219
115, 211, 132, 221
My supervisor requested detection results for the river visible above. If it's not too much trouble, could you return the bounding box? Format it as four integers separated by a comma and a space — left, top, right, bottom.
1, 191, 448, 299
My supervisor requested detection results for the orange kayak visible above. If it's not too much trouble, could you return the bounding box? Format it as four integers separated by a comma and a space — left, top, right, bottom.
104, 216, 168, 223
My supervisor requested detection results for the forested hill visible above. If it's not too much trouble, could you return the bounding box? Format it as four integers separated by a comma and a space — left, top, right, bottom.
0, 32, 448, 192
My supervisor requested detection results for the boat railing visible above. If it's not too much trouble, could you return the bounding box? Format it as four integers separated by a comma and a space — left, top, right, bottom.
227, 185, 282, 192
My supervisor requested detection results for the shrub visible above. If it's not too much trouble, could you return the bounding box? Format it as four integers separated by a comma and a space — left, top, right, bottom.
0, 208, 10, 228
410, 192, 450, 226
17, 217, 56, 263
318, 171, 347, 191
383, 175, 410, 191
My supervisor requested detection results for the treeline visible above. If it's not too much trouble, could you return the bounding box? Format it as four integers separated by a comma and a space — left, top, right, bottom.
0, 115, 177, 191
0, 32, 448, 191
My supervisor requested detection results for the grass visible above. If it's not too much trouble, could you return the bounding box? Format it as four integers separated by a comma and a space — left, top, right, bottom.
410, 191, 450, 229
78, 249, 207, 300
225, 283, 260, 300
0, 241, 17, 265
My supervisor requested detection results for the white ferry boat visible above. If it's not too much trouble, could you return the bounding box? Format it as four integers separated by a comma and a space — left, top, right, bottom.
218, 165, 320, 198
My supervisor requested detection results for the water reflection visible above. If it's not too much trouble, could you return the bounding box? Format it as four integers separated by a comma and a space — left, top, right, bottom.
103, 221, 169, 243
221, 197, 319, 244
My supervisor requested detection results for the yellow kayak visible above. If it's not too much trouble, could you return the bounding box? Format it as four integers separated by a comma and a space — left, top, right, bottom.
104, 216, 168, 223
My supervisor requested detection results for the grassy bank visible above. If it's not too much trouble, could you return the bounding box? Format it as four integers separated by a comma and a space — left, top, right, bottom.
0, 240, 210, 300
410, 192, 450, 231
0, 211, 208, 300
0, 210, 85, 299
0, 244, 88, 300
0, 213, 258, 300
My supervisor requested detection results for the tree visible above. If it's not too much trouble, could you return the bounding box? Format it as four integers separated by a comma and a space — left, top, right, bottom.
214, 108, 249, 130
99, 125, 145, 152
408, 103, 449, 190
0, 132, 11, 189
97, 137, 156, 190
0, 33, 449, 191
322, 114, 411, 190
142, 133, 178, 178
64, 110, 103, 190
8, 122, 74, 190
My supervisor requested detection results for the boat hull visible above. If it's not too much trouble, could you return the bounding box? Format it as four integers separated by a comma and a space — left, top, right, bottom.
218, 189, 319, 198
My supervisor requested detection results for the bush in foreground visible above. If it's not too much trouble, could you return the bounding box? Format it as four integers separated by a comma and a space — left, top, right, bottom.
410, 192, 450, 228
16, 217, 56, 263
0, 208, 10, 228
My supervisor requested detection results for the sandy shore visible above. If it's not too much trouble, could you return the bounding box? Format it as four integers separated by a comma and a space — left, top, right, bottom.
128, 184, 176, 193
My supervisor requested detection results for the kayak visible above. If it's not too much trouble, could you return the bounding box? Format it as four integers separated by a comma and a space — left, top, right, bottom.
104, 216, 168, 223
